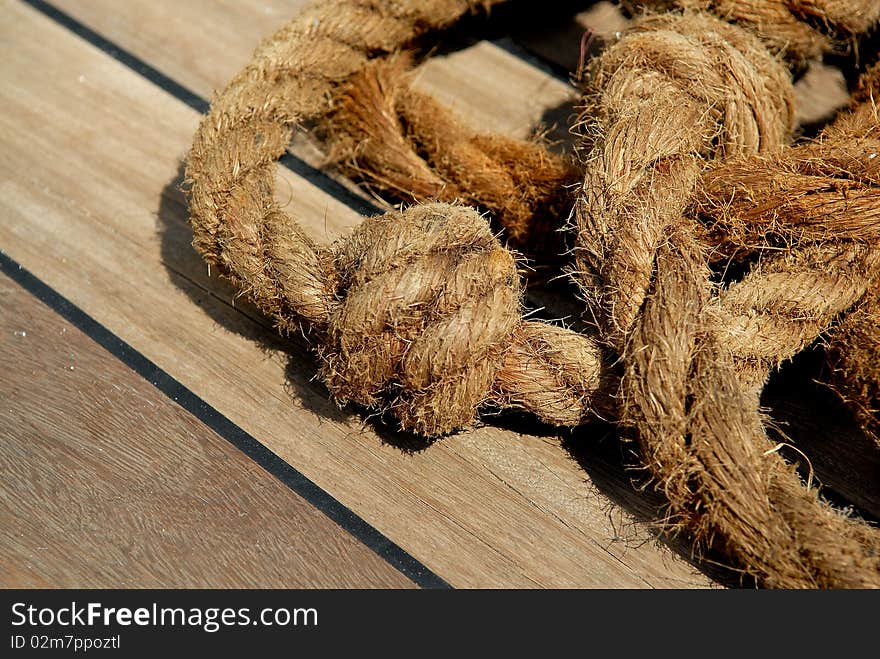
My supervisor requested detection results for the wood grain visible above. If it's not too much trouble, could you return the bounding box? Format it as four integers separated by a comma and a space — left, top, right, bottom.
0, 273, 416, 588
0, 0, 720, 587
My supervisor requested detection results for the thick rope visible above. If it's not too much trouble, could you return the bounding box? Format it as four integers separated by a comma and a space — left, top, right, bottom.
826, 287, 880, 445
573, 11, 880, 587
188, 0, 502, 327
696, 60, 880, 412
575, 11, 794, 347
314, 203, 606, 435
809, 64, 880, 444
318, 54, 580, 257
697, 65, 880, 257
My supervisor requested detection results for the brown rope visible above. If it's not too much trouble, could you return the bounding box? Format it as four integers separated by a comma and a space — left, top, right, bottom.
812, 64, 880, 445
185, 0, 880, 587
572, 11, 880, 587
575, 11, 794, 347
696, 60, 880, 421
697, 64, 880, 257
826, 287, 880, 445
318, 54, 580, 257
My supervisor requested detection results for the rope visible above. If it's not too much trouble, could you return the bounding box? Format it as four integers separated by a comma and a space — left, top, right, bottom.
185, 0, 880, 587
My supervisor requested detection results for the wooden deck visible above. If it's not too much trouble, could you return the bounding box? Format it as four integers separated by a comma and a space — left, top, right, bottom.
1, 0, 873, 589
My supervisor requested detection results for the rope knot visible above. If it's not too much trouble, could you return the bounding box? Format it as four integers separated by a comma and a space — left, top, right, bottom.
318, 203, 521, 435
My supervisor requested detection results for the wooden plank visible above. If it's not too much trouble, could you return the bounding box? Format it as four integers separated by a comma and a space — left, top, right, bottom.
0, 0, 717, 587
48, 0, 315, 101
0, 273, 416, 588
53, 0, 846, 151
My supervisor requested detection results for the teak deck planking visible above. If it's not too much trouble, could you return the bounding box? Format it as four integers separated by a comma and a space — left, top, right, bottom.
4, 0, 872, 588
